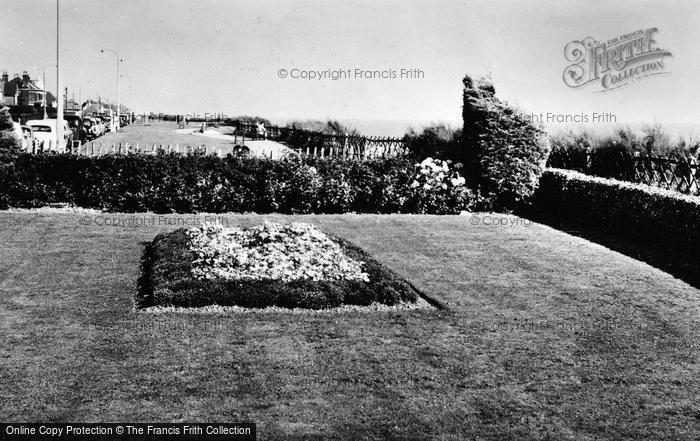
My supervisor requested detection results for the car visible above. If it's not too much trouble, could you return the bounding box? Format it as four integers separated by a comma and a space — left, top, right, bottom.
94, 116, 107, 136
64, 114, 85, 146
82, 117, 95, 141
88, 116, 105, 138
101, 115, 113, 133
25, 119, 72, 152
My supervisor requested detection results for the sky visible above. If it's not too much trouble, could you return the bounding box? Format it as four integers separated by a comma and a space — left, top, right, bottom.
2, 0, 699, 135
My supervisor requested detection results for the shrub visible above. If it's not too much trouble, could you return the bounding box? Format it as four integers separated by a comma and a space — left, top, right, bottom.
535, 168, 700, 259
137, 223, 424, 309
0, 105, 21, 209
462, 75, 551, 211
285, 119, 359, 136
404, 123, 462, 160
0, 153, 473, 214
406, 157, 472, 214
0, 105, 21, 158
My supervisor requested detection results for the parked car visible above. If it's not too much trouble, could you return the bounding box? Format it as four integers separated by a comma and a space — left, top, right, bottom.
95, 116, 107, 136
64, 114, 85, 146
89, 116, 105, 138
83, 117, 95, 141
25, 119, 72, 152
102, 115, 113, 133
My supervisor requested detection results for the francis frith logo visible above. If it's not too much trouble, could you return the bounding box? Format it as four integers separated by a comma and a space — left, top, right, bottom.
563, 28, 672, 92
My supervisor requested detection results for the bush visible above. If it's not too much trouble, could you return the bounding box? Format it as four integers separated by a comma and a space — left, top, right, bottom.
0, 153, 473, 214
404, 123, 462, 160
137, 225, 424, 309
535, 168, 700, 259
0, 105, 21, 158
462, 75, 551, 211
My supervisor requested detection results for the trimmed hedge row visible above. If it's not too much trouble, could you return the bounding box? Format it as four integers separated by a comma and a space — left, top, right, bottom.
137, 228, 423, 309
535, 168, 700, 259
0, 153, 472, 214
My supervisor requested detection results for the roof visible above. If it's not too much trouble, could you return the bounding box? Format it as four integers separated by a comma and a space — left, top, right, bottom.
26, 119, 68, 129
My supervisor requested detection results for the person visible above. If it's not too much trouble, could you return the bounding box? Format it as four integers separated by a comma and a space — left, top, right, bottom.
256, 121, 267, 139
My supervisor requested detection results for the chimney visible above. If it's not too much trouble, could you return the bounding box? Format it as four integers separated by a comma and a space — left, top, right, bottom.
22, 70, 30, 84
1, 71, 7, 82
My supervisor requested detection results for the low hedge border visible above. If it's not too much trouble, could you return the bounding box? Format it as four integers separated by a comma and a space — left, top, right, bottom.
534, 168, 700, 259
136, 227, 436, 310
0, 153, 470, 214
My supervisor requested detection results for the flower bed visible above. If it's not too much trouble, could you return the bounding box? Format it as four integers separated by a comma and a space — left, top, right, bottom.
137, 222, 425, 309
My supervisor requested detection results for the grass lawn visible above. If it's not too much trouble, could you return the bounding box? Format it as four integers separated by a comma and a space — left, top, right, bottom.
0, 212, 698, 440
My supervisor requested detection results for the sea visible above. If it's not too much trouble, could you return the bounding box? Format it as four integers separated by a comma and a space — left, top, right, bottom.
270, 118, 462, 138
271, 118, 700, 141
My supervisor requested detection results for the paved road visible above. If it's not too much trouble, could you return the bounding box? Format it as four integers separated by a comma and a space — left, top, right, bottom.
175, 128, 295, 159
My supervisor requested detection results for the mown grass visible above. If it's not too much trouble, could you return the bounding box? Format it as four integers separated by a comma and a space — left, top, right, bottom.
0, 212, 698, 440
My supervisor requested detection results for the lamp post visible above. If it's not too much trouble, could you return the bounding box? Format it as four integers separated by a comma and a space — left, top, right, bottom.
31, 65, 54, 119
56, 0, 63, 151
100, 48, 122, 131
120, 73, 133, 123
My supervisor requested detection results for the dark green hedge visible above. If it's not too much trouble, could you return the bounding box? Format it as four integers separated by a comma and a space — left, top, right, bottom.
462, 75, 551, 211
0, 153, 472, 214
535, 168, 700, 259
137, 228, 423, 309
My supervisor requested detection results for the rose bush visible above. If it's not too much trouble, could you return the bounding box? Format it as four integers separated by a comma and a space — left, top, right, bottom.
407, 157, 472, 213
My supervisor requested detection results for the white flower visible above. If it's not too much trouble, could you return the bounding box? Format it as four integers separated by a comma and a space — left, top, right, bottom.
450, 177, 465, 186
185, 222, 369, 283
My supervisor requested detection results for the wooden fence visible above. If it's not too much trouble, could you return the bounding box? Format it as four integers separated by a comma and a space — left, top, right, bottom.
31, 141, 214, 156
547, 147, 700, 195
28, 140, 405, 160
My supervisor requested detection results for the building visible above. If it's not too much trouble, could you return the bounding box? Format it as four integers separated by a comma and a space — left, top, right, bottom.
1, 71, 55, 108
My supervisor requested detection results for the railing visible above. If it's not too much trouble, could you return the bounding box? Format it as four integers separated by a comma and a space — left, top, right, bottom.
30, 141, 231, 157
27, 123, 411, 160
234, 123, 409, 158
547, 147, 700, 196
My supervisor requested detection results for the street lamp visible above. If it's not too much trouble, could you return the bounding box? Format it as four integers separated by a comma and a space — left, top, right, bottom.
31, 65, 55, 119
120, 73, 133, 123
100, 48, 123, 131
56, 0, 63, 151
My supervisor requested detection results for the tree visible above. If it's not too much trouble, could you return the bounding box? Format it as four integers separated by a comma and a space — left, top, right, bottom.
0, 105, 21, 157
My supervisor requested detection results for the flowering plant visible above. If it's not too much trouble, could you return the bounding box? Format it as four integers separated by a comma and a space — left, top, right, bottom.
185, 222, 369, 282
408, 157, 471, 213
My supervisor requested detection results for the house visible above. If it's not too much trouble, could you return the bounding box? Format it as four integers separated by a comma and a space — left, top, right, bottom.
1, 71, 55, 108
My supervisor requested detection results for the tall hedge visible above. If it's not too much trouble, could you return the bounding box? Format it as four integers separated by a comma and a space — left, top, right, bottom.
0, 153, 472, 214
462, 75, 550, 210
0, 105, 21, 157
0, 105, 22, 208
